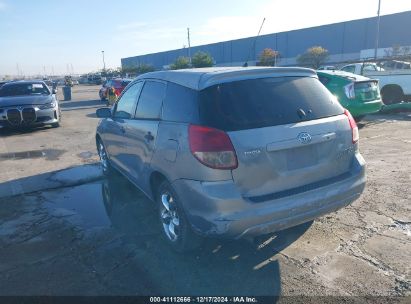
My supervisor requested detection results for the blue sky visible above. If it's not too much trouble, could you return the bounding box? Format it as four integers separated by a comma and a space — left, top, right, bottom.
1, 0, 411, 75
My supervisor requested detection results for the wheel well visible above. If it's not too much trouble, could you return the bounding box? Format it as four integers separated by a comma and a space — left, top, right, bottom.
381, 84, 404, 95
150, 171, 167, 198
381, 84, 404, 104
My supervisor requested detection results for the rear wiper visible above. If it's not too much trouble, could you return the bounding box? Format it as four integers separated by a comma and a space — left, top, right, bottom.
297, 108, 307, 120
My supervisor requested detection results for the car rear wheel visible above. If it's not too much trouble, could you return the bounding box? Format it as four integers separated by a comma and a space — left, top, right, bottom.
97, 139, 112, 176
156, 180, 202, 252
381, 85, 404, 105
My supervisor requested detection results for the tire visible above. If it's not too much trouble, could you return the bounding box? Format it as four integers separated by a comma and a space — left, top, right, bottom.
156, 180, 202, 252
381, 86, 404, 105
97, 139, 112, 176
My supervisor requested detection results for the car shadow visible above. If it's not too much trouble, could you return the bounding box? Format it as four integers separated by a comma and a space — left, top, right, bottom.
0, 163, 101, 199
60, 99, 103, 110
359, 113, 411, 129
101, 174, 313, 297
0, 125, 55, 137
86, 113, 98, 118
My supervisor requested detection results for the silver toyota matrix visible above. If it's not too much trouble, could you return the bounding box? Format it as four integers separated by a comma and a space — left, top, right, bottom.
95, 67, 366, 251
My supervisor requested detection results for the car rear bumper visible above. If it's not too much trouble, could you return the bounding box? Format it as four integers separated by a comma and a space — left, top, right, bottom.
172, 152, 366, 239
348, 99, 383, 117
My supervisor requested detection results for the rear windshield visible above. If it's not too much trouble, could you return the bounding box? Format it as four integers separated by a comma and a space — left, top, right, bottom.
0, 82, 50, 97
112, 80, 122, 88
199, 76, 344, 131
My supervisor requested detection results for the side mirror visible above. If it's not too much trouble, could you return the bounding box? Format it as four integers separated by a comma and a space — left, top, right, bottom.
52, 88, 57, 94
96, 107, 112, 118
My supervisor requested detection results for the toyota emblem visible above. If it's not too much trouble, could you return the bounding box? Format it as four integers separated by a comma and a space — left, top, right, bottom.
297, 132, 312, 144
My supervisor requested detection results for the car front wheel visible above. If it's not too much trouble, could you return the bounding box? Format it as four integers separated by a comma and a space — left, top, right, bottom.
157, 180, 202, 252
97, 139, 112, 176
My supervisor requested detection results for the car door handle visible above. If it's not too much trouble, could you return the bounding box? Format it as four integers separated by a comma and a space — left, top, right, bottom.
144, 132, 154, 142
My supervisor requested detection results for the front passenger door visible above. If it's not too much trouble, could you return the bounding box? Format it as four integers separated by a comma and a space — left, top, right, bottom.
104, 82, 143, 173
124, 80, 166, 186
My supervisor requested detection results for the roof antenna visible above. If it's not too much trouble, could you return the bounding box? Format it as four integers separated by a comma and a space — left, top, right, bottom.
243, 17, 266, 67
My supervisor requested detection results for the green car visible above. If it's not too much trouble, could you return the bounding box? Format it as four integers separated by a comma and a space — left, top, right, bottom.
317, 70, 383, 120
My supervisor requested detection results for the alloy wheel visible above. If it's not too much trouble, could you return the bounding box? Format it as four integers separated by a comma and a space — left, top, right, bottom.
160, 192, 180, 242
98, 142, 108, 172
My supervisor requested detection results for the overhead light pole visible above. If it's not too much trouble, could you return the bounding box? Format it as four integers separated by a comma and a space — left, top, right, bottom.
374, 0, 382, 60
187, 28, 192, 65
101, 50, 106, 73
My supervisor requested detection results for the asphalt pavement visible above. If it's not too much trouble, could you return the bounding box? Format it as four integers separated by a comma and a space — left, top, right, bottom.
0, 85, 410, 298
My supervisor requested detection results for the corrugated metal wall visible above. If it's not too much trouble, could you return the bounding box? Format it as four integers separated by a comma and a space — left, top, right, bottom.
121, 11, 411, 69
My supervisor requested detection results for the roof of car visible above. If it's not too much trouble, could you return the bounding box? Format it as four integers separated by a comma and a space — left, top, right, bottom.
135, 66, 316, 90
1, 80, 46, 87
111, 78, 133, 81
317, 70, 371, 82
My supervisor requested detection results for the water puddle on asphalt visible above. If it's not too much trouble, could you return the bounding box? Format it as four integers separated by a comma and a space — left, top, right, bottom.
43, 182, 112, 230
43, 176, 158, 236
78, 151, 96, 159
0, 149, 66, 161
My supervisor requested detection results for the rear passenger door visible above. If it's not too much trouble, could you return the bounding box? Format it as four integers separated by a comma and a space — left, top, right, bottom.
125, 80, 166, 187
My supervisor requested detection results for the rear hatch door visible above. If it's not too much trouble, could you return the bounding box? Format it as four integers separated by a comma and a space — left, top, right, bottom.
199, 76, 355, 199
354, 80, 380, 102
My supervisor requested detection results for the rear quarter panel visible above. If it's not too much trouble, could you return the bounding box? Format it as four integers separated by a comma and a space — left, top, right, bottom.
150, 122, 233, 183
321, 74, 350, 107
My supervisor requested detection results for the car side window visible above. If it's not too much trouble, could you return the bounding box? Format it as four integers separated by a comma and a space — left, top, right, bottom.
135, 81, 166, 120
364, 64, 377, 71
114, 82, 143, 119
341, 65, 355, 73
162, 82, 199, 123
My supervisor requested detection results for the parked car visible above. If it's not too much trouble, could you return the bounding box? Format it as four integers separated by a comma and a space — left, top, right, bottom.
42, 79, 58, 91
88, 74, 103, 85
95, 67, 366, 251
78, 76, 88, 84
317, 70, 383, 120
380, 60, 411, 70
318, 65, 337, 71
99, 78, 132, 102
340, 62, 411, 104
0, 80, 61, 129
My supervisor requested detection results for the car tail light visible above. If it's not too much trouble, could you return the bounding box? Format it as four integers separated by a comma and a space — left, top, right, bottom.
344, 109, 359, 144
189, 125, 238, 170
344, 82, 356, 99
114, 88, 122, 96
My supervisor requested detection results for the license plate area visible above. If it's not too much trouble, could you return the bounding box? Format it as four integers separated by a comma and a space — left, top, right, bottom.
286, 145, 318, 170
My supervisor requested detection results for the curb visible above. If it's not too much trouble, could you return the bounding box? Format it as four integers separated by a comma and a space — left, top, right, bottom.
0, 163, 104, 199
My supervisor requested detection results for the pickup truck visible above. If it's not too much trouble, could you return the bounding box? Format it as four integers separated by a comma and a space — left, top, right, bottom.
340, 62, 411, 104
